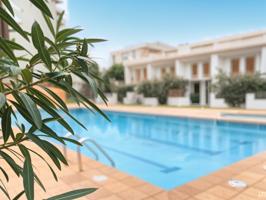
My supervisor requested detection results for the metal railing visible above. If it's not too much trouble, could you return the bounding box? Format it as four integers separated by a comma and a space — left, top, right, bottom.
63, 133, 115, 171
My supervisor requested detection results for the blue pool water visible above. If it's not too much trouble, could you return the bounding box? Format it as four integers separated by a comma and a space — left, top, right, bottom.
48, 109, 266, 189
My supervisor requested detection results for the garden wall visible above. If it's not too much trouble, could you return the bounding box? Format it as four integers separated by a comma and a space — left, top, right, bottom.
246, 93, 266, 109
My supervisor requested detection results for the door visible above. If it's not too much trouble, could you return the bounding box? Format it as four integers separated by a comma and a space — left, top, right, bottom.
191, 82, 200, 104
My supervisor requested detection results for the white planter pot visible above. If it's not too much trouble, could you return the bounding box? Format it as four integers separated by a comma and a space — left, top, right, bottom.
96, 93, 118, 105
209, 93, 228, 108
167, 97, 190, 106
143, 97, 159, 106
123, 91, 137, 104
246, 93, 266, 109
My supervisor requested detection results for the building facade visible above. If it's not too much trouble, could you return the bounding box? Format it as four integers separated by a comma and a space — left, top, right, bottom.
9, 0, 68, 55
112, 30, 266, 106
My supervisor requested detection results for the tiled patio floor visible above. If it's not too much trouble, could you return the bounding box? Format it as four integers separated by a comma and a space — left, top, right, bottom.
2, 142, 265, 200
2, 106, 266, 199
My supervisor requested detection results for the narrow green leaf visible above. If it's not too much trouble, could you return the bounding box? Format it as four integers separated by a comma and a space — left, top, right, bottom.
13, 191, 25, 200
21, 68, 32, 84
56, 28, 82, 42
3, 39, 32, 55
0, 151, 21, 176
81, 39, 88, 56
42, 141, 68, 165
72, 87, 110, 121
33, 172, 46, 192
41, 124, 65, 144
43, 13, 55, 36
40, 86, 68, 111
27, 148, 58, 181
22, 152, 34, 200
46, 188, 97, 200
0, 166, 9, 182
29, 54, 41, 66
28, 0, 53, 18
85, 38, 107, 44
2, 106, 13, 143
0, 7, 28, 40
0, 93, 6, 109
2, 0, 14, 15
31, 22, 52, 70
18, 93, 42, 129
0, 37, 17, 63
0, 182, 10, 200
27, 133, 62, 170
10, 100, 34, 126
56, 11, 64, 34
29, 93, 74, 135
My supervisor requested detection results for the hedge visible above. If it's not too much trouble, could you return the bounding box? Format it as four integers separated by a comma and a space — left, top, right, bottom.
212, 72, 266, 107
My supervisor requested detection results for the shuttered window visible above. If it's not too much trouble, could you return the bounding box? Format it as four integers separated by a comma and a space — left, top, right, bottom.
192, 64, 198, 77
203, 63, 210, 77
231, 59, 239, 76
246, 57, 255, 75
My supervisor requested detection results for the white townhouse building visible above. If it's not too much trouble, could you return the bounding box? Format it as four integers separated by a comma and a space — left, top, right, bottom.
9, 0, 68, 54
112, 30, 266, 107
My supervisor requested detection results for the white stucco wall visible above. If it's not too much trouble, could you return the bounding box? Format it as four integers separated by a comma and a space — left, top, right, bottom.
209, 93, 228, 108
167, 97, 190, 106
142, 97, 159, 106
246, 93, 266, 109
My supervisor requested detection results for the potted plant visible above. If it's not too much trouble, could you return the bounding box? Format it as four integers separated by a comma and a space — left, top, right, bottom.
137, 80, 159, 106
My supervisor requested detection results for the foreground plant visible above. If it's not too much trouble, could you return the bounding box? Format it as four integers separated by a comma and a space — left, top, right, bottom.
0, 0, 108, 199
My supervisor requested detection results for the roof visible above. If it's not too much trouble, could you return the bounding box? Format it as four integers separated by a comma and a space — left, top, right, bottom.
112, 42, 176, 55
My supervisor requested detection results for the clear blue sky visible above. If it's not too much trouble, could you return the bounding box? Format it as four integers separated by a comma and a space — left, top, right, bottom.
68, 0, 266, 68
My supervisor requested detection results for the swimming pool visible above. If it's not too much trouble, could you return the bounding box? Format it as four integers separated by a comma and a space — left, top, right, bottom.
51, 109, 266, 190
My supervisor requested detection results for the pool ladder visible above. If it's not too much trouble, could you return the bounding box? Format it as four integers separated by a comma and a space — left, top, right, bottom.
63, 133, 115, 171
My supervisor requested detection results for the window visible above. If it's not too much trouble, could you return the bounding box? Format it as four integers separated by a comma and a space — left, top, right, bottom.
246, 57, 255, 75
231, 59, 239, 76
192, 64, 198, 77
203, 63, 210, 77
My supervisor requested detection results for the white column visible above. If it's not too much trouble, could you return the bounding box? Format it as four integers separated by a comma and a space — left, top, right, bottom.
240, 57, 245, 74
124, 66, 131, 84
260, 47, 266, 74
255, 54, 260, 72
210, 54, 220, 80
156, 67, 161, 79
175, 60, 181, 77
147, 64, 154, 80
200, 81, 206, 106
198, 62, 204, 79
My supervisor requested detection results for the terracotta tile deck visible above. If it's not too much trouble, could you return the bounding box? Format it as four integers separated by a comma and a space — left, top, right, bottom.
2, 142, 266, 200
96, 104, 266, 125
2, 105, 266, 199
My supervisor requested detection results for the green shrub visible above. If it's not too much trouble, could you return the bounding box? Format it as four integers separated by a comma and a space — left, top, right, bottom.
103, 64, 124, 81
115, 85, 135, 102
137, 76, 187, 104
212, 72, 266, 107
158, 76, 187, 104
137, 80, 160, 98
